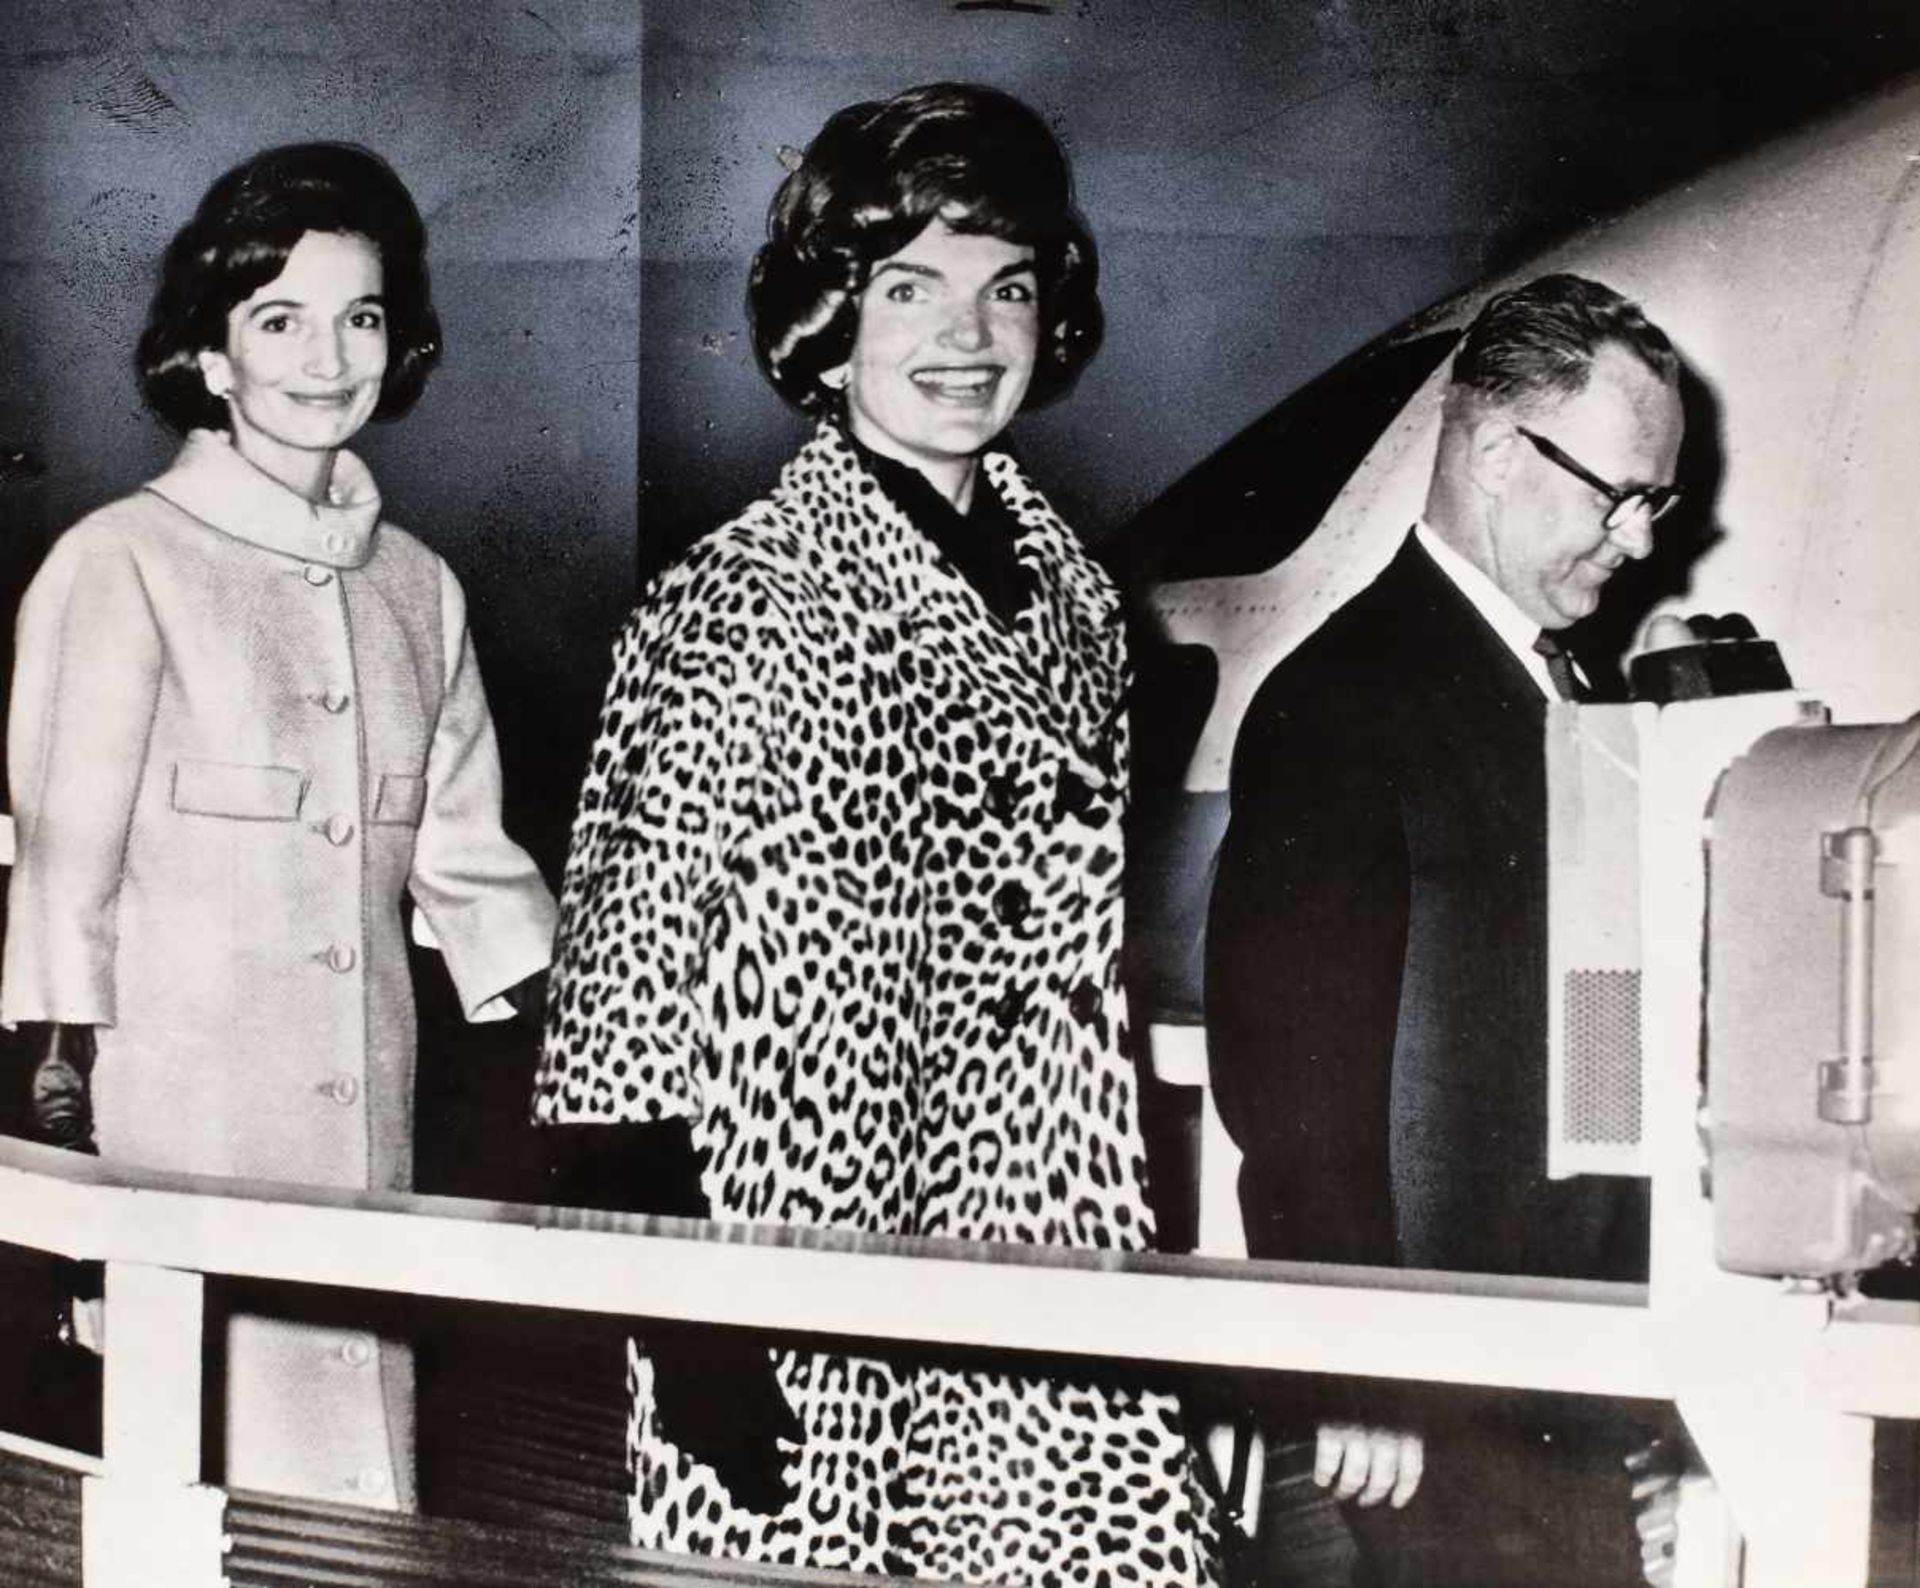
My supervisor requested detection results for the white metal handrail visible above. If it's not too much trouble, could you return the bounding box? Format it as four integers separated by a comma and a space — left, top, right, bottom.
3, 1134, 1915, 1407
3, 1130, 1916, 1587
2, 1133, 1667, 1397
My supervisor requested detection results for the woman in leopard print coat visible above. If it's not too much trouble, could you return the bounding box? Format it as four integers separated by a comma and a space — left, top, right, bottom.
534, 83, 1217, 1586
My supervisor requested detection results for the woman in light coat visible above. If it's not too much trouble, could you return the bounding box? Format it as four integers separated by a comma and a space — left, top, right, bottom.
2, 142, 557, 1508
534, 83, 1217, 1585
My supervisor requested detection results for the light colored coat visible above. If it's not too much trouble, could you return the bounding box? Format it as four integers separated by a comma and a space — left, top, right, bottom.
3, 430, 557, 1506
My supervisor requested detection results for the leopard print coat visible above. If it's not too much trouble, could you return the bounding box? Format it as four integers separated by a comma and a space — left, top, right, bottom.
534, 422, 1217, 1585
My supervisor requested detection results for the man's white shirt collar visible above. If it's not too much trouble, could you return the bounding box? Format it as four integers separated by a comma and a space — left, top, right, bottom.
1413, 520, 1577, 700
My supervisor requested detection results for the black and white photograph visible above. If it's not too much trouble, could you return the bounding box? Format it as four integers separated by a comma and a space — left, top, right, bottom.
1, 4, 1917, 1586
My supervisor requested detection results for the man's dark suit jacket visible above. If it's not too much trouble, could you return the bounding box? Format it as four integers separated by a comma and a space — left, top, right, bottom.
1207, 533, 1646, 1281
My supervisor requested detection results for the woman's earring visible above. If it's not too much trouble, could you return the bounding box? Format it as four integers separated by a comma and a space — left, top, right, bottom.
820, 365, 849, 392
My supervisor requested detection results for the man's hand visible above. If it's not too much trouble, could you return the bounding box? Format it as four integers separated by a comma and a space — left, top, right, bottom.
1629, 610, 1790, 701
1314, 1421, 1424, 1508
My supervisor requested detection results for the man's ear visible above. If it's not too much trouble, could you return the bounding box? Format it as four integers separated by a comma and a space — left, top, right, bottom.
1465, 414, 1519, 501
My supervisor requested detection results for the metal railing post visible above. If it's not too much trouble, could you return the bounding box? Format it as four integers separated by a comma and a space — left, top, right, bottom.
82, 1260, 228, 1588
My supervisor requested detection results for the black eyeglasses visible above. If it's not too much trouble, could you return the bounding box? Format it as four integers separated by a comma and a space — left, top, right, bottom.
1516, 426, 1681, 532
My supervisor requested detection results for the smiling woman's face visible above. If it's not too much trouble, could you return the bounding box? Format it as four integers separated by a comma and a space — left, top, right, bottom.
198, 229, 388, 485
832, 216, 1039, 505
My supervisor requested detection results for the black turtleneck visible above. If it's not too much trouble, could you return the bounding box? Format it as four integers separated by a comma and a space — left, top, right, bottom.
846, 432, 1034, 628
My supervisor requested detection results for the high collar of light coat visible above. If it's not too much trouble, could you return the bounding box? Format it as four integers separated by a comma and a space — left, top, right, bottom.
147, 428, 383, 569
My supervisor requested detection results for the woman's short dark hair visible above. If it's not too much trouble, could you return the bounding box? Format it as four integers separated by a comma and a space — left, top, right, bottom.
749, 82, 1103, 416
137, 142, 441, 435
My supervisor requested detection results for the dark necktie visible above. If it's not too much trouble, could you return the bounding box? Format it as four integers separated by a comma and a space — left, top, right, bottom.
1533, 630, 1584, 702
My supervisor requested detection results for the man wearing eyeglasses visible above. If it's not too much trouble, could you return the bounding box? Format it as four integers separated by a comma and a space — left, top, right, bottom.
1206, 275, 1683, 1587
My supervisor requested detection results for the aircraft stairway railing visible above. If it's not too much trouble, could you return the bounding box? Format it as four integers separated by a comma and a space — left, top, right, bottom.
1, 1132, 1913, 1587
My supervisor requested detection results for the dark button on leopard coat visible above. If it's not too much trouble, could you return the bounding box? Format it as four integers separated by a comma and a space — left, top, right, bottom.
535, 423, 1217, 1585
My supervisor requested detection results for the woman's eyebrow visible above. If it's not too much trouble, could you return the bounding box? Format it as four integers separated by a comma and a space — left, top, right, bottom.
243, 293, 386, 316
870, 259, 1035, 284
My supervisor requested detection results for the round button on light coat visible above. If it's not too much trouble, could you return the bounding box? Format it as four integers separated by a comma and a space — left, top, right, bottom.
321, 1074, 360, 1106
324, 815, 356, 846
321, 688, 351, 714
325, 943, 358, 973
302, 565, 334, 587
339, 1336, 373, 1367
323, 531, 347, 555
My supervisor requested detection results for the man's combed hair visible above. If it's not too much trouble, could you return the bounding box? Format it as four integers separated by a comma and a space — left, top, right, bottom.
1451, 272, 1678, 410
137, 142, 441, 436
749, 81, 1103, 416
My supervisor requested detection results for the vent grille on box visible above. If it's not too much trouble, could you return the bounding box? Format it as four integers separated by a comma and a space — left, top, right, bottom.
1562, 969, 1642, 1145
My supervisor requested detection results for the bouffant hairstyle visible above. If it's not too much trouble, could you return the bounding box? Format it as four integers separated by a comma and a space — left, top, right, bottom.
1448, 272, 1678, 416
749, 82, 1104, 416
137, 142, 441, 435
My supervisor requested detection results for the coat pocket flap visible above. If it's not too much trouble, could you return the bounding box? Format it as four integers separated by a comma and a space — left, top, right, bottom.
171, 759, 306, 821
372, 773, 428, 826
